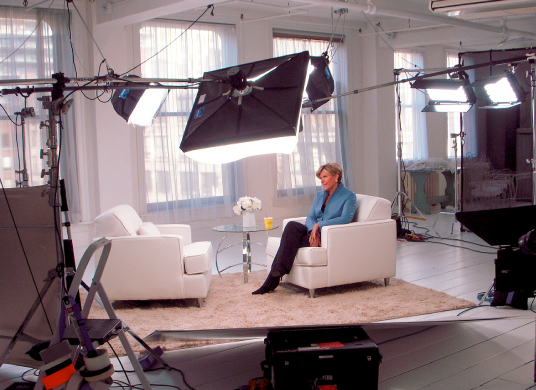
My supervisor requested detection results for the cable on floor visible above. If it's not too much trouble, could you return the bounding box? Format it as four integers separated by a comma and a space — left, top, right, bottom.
108, 340, 195, 390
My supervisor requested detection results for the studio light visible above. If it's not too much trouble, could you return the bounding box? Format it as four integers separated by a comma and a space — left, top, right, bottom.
180, 51, 310, 164
305, 54, 335, 111
471, 71, 526, 109
111, 75, 169, 127
422, 101, 474, 113
411, 78, 476, 113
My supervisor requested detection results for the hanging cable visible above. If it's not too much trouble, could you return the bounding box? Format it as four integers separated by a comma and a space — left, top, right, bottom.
0, 0, 55, 65
361, 11, 422, 70
68, 0, 111, 73
14, 113, 22, 187
327, 7, 345, 61
64, 0, 97, 101
120, 4, 215, 76
0, 103, 20, 125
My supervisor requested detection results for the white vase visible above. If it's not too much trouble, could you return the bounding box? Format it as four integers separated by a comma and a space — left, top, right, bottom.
242, 210, 256, 228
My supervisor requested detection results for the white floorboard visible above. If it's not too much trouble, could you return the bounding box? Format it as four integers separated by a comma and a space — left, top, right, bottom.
1, 210, 535, 390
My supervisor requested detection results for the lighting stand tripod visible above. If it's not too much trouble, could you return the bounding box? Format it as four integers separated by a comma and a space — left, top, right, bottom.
393, 70, 427, 222
14, 107, 36, 187
431, 127, 463, 236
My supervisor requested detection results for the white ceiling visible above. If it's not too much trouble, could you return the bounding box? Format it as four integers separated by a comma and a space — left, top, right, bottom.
2, 0, 536, 50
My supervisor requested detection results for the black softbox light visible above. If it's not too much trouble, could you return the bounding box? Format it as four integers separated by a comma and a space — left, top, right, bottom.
180, 51, 310, 164
306, 55, 335, 111
111, 75, 169, 127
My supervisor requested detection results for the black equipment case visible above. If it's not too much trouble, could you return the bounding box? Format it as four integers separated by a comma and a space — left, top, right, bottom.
264, 326, 382, 390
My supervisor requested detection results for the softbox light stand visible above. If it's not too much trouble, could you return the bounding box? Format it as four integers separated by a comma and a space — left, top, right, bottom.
393, 70, 427, 221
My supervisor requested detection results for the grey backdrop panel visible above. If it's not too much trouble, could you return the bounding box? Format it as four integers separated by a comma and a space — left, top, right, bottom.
0, 185, 60, 368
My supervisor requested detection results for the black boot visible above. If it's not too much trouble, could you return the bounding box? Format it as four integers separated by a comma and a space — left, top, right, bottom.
252, 272, 281, 295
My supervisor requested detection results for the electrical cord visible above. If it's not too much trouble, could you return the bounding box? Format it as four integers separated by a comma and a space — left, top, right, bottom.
0, 103, 21, 125
120, 4, 214, 77
360, 9, 421, 70
425, 235, 497, 250
407, 237, 497, 254
456, 304, 491, 316
61, 75, 108, 104
108, 342, 134, 389
55, 115, 69, 296
327, 7, 345, 61
20, 368, 40, 382
114, 361, 196, 390
530, 297, 536, 313
0, 0, 55, 65
15, 113, 22, 187
64, 0, 101, 101
108, 341, 195, 390
68, 0, 110, 74
376, 325, 438, 345
111, 381, 186, 390
406, 221, 498, 253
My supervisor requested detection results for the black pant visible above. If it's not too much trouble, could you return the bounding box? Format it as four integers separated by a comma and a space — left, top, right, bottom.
271, 221, 311, 275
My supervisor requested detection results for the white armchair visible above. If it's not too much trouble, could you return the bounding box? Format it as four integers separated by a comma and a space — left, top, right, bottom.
93, 204, 213, 306
266, 194, 396, 298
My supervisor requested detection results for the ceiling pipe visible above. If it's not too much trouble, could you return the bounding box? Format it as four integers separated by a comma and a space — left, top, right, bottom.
230, 0, 315, 11
302, 0, 536, 40
240, 9, 310, 22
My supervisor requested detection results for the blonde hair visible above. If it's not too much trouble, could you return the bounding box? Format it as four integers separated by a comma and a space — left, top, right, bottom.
316, 163, 343, 184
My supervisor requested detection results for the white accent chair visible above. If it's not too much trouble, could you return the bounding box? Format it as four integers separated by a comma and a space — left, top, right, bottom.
93, 204, 213, 306
266, 194, 396, 298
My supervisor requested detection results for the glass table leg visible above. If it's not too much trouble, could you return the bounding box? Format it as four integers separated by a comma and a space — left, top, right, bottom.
242, 232, 249, 283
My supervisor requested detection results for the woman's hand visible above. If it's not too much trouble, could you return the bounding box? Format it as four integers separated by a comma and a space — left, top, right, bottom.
309, 223, 321, 247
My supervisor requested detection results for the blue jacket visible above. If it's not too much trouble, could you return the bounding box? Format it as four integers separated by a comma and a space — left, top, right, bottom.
305, 183, 358, 232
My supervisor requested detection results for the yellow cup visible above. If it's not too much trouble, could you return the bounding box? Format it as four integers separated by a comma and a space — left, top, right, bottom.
264, 217, 273, 229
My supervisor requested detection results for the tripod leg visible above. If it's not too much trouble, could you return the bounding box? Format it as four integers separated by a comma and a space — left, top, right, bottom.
478, 281, 495, 306
0, 269, 57, 368
116, 331, 153, 390
394, 191, 428, 220
126, 329, 171, 370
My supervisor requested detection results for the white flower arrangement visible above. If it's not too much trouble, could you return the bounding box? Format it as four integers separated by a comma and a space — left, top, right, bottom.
233, 196, 262, 215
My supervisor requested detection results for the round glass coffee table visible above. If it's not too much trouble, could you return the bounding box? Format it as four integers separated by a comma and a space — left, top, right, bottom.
212, 223, 278, 283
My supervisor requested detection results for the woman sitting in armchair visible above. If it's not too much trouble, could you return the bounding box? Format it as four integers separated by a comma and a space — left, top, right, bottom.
252, 162, 357, 295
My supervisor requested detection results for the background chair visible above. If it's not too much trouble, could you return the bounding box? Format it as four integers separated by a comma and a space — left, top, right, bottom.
93, 204, 213, 306
266, 194, 397, 298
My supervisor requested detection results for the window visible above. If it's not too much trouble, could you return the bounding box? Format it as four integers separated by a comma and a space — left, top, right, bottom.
0, 7, 78, 220
0, 10, 55, 188
394, 51, 427, 162
273, 34, 349, 202
140, 20, 238, 222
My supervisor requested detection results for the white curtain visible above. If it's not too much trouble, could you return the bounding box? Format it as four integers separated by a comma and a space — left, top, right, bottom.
273, 36, 350, 205
394, 51, 428, 163
0, 6, 79, 221
139, 19, 239, 223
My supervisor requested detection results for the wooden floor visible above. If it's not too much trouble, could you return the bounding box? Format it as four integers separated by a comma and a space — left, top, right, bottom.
2, 210, 535, 390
